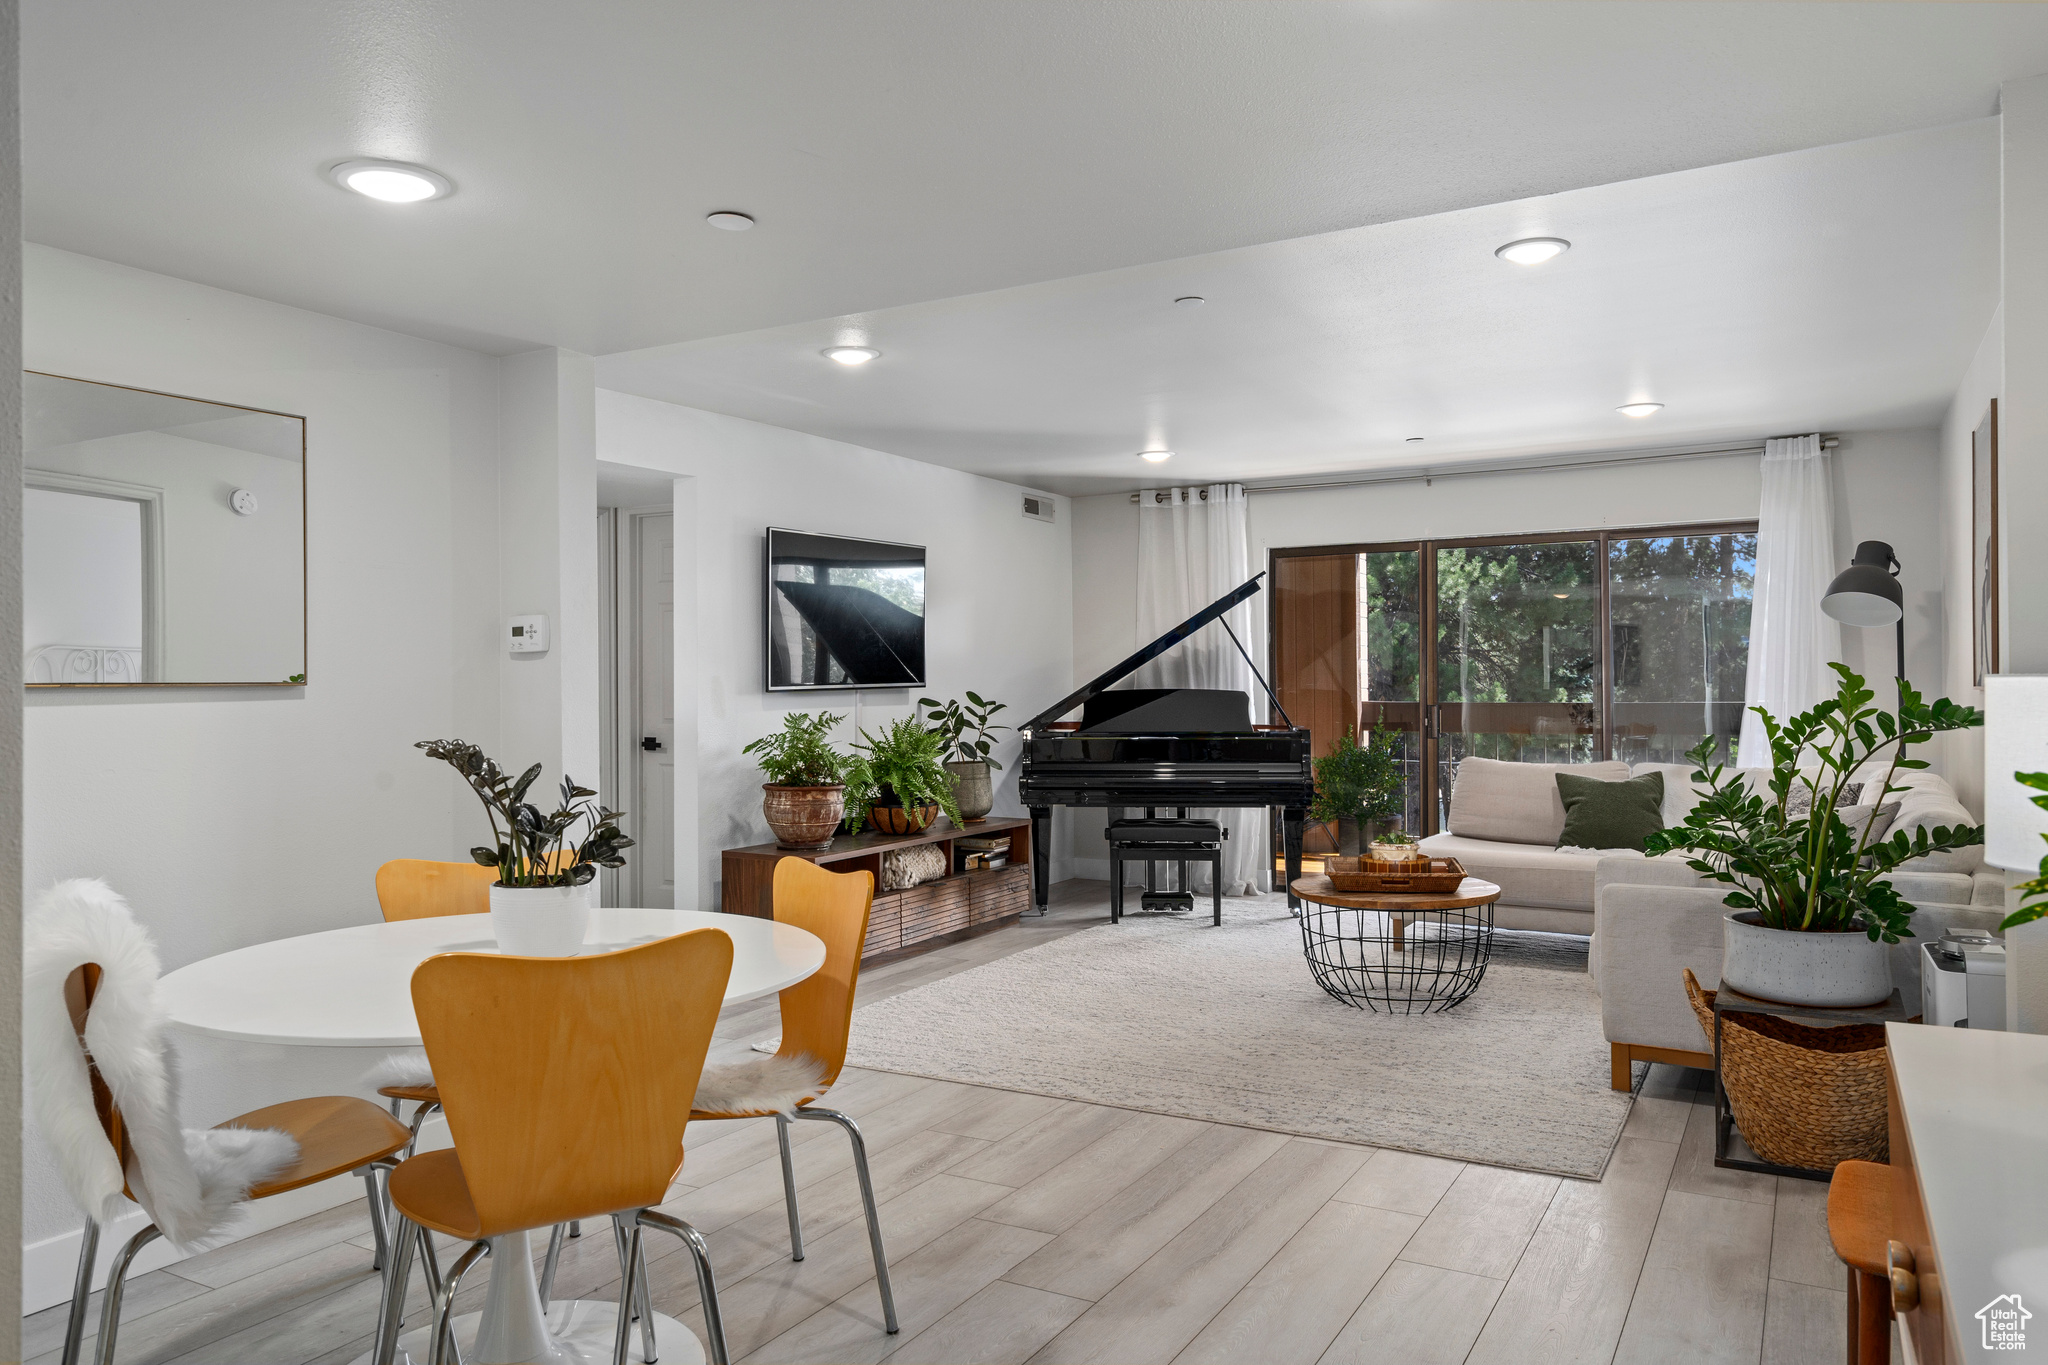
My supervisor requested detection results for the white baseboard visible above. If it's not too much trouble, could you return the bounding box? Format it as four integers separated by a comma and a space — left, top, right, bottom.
22, 1112, 450, 1316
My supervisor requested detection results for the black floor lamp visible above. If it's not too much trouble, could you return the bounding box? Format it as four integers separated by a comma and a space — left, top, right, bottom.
1820, 540, 1904, 682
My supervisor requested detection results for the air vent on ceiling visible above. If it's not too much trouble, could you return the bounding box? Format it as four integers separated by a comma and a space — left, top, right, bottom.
1022, 495, 1055, 523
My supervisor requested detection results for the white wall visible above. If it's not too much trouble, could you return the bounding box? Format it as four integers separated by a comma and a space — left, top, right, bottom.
2, 0, 25, 1337
595, 390, 1076, 905
19, 245, 503, 1306
1070, 429, 1953, 822
1937, 311, 2002, 815
2004, 77, 2048, 675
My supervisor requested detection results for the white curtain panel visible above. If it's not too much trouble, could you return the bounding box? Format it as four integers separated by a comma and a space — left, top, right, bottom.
1738, 434, 1842, 762
1131, 483, 1266, 894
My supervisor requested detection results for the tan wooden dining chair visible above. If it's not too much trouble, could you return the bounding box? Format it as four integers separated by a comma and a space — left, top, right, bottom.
58, 963, 413, 1365
689, 857, 899, 1334
373, 927, 735, 1365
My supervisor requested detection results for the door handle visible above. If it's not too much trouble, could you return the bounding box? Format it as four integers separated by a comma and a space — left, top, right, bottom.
641, 736, 663, 752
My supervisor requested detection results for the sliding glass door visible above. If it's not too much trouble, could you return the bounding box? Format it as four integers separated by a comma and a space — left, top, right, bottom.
1272, 524, 1755, 841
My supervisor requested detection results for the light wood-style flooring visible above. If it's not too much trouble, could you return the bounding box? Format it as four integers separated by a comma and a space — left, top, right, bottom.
27, 881, 1859, 1365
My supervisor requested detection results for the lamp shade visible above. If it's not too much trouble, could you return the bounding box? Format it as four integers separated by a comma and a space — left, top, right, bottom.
1986, 675, 2048, 871
1820, 540, 1903, 628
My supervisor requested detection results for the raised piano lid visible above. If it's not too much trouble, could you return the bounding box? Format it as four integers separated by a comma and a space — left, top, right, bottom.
1022, 572, 1292, 733
1076, 688, 1251, 734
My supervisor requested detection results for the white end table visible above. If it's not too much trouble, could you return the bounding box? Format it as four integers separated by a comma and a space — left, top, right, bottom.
159, 908, 826, 1365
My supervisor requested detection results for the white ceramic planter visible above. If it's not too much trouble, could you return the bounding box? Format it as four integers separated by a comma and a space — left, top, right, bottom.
1721, 911, 1892, 1007
489, 882, 592, 957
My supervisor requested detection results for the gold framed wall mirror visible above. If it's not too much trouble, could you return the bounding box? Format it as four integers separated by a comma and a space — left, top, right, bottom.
24, 371, 307, 687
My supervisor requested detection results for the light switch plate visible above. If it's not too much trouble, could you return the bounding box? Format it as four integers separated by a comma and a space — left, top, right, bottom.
508, 614, 549, 654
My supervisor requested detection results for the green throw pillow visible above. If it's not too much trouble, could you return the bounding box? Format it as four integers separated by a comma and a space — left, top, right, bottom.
1555, 770, 1665, 851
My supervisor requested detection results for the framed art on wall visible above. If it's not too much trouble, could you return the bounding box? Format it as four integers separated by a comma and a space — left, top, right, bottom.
1973, 397, 1999, 685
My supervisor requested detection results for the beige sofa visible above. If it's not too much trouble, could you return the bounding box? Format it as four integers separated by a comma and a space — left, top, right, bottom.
1414, 755, 2001, 1087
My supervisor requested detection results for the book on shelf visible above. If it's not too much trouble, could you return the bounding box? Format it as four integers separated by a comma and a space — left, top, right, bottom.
955, 835, 1011, 852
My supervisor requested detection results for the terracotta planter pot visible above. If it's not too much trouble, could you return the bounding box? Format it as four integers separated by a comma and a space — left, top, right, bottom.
945, 760, 994, 824
866, 788, 941, 836
762, 783, 846, 850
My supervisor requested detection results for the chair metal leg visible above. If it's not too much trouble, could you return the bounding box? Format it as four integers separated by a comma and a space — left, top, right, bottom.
418, 1223, 445, 1300
406, 1100, 441, 1157
634, 1237, 657, 1362
795, 1106, 898, 1333
539, 1223, 566, 1311
774, 1113, 805, 1261
60, 1217, 100, 1365
93, 1224, 162, 1365
612, 1224, 644, 1365
610, 1215, 658, 1362
638, 1209, 728, 1365
372, 1215, 419, 1365
358, 1166, 391, 1271
428, 1241, 490, 1365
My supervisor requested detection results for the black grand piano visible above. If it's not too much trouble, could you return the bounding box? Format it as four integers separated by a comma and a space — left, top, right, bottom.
1019, 573, 1314, 913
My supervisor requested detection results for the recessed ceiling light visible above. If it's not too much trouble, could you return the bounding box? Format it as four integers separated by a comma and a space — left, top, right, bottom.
1174, 296, 1205, 307
1495, 237, 1570, 265
706, 211, 755, 231
1405, 436, 1425, 444
1616, 402, 1664, 418
329, 159, 451, 203
822, 346, 880, 366
1139, 450, 1174, 463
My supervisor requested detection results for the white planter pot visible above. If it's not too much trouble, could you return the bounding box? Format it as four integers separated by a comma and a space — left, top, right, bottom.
1721, 911, 1892, 1007
489, 882, 592, 957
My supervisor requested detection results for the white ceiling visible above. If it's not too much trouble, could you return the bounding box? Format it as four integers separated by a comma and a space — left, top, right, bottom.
23, 2, 2047, 358
600, 120, 2000, 495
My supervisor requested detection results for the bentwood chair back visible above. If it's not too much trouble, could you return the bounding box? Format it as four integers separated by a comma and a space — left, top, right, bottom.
376, 929, 734, 1365
374, 859, 496, 922
768, 857, 875, 1089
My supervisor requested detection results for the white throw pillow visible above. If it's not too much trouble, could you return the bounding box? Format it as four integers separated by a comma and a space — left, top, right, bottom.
1448, 757, 1631, 845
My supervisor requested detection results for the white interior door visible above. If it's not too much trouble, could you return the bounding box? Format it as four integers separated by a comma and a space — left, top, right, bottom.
632, 512, 676, 907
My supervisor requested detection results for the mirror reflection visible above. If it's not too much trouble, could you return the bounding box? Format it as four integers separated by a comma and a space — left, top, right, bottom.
24, 372, 306, 686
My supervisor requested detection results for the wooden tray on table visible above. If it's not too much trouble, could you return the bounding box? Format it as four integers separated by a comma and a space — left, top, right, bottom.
1325, 855, 1467, 895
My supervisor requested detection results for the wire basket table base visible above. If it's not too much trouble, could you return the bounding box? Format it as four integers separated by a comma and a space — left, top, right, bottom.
1290, 875, 1504, 1014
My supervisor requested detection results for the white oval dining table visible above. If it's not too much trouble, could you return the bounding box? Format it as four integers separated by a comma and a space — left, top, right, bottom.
158, 907, 827, 1365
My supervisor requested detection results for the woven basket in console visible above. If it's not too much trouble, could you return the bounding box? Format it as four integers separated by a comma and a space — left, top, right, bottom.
1683, 968, 1889, 1169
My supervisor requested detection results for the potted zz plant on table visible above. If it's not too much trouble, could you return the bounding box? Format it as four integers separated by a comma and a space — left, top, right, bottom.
918, 691, 1010, 823
416, 739, 633, 957
1644, 664, 1983, 1007
1309, 726, 1408, 856
843, 715, 964, 836
744, 711, 850, 851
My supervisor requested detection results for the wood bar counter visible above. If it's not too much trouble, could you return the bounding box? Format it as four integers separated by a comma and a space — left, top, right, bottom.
722, 815, 1031, 962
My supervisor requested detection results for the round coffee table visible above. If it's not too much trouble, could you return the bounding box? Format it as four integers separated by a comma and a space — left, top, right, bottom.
1289, 875, 1503, 1014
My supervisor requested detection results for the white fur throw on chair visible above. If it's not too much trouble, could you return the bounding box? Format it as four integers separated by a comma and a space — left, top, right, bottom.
25, 879, 298, 1249
369, 1048, 829, 1116
693, 1054, 828, 1115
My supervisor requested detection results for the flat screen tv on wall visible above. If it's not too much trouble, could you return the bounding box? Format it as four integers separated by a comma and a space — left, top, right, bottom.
765, 527, 927, 691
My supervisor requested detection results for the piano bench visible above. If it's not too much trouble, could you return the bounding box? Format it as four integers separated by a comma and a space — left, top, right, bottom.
1106, 820, 1224, 927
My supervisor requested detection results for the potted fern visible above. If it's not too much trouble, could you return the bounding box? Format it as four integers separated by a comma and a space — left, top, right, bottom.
743, 711, 849, 850
919, 691, 1010, 823
843, 716, 963, 835
416, 739, 633, 956
1645, 665, 1983, 1006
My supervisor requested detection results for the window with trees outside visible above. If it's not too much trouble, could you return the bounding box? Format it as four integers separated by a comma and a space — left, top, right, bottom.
1271, 524, 1756, 848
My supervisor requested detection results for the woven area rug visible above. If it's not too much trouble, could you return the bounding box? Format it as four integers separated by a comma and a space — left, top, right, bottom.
844, 895, 1635, 1179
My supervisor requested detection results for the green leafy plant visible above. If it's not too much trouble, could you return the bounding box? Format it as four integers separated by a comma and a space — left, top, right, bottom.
918, 691, 1011, 770
1998, 771, 2048, 931
1309, 727, 1407, 833
743, 711, 849, 786
842, 715, 963, 829
416, 739, 633, 887
1643, 664, 1983, 943
1372, 829, 1418, 848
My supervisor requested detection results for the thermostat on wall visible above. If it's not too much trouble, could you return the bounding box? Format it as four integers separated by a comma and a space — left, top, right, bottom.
507, 615, 549, 655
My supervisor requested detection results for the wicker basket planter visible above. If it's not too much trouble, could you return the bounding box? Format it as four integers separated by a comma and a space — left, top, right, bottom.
866, 801, 941, 836
1684, 969, 1889, 1169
